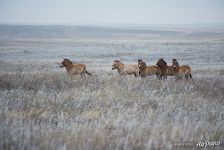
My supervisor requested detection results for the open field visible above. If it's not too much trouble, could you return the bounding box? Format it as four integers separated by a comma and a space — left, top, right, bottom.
0, 25, 224, 149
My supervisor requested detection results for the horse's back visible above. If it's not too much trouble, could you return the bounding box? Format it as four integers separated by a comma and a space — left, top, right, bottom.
124, 64, 139, 70
71, 64, 86, 73
145, 65, 156, 74
166, 66, 175, 75
123, 64, 139, 75
180, 65, 191, 73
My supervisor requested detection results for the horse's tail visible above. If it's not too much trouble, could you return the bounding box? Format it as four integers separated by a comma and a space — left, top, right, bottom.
189, 73, 192, 79
187, 66, 192, 79
86, 70, 92, 76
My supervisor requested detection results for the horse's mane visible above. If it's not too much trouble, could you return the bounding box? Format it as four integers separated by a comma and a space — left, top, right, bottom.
158, 58, 167, 66
114, 60, 124, 65
64, 58, 73, 64
172, 59, 179, 67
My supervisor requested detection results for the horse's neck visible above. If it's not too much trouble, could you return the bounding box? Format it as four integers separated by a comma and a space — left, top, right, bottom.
160, 65, 168, 74
140, 65, 146, 71
65, 63, 73, 71
117, 64, 124, 73
140, 67, 145, 71
141, 63, 147, 71
161, 65, 167, 69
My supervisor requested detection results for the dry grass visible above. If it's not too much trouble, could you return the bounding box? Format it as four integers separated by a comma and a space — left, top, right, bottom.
0, 62, 224, 150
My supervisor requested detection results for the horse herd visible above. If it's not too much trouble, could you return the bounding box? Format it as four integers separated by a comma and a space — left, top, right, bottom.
60, 58, 192, 80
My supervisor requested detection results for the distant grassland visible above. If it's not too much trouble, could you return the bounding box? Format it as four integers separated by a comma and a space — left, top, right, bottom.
0, 62, 224, 149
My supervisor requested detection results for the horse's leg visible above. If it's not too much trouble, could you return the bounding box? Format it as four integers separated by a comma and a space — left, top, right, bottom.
157, 74, 162, 80
180, 75, 183, 80
80, 72, 85, 78
139, 71, 143, 78
68, 72, 73, 80
134, 72, 138, 77
174, 75, 179, 81
155, 73, 159, 79
175, 75, 181, 80
70, 75, 74, 80
159, 75, 162, 80
140, 74, 143, 78
140, 72, 146, 78
157, 75, 160, 80
185, 74, 189, 79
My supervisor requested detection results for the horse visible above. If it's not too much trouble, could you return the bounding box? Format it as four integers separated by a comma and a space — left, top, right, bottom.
60, 58, 92, 79
112, 60, 139, 77
138, 59, 159, 78
172, 59, 192, 79
155, 58, 175, 80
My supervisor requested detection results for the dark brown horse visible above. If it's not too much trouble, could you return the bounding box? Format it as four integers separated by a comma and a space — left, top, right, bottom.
155, 58, 175, 79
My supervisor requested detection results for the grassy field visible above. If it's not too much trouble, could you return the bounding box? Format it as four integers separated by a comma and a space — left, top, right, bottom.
0, 25, 224, 149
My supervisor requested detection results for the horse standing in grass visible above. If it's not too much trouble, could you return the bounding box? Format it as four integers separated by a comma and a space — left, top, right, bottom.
155, 58, 175, 80
112, 60, 139, 77
138, 59, 159, 78
60, 58, 92, 79
172, 59, 192, 79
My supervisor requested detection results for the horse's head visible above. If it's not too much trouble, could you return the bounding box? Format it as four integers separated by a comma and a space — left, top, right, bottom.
156, 58, 167, 68
138, 59, 146, 70
172, 58, 179, 67
112, 60, 123, 70
60, 58, 72, 68
138, 59, 142, 67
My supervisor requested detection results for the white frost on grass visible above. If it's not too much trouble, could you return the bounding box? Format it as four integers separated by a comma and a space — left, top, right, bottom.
0, 66, 224, 149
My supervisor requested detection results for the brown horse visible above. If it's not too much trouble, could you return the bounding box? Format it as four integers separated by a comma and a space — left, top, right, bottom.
112, 60, 139, 77
138, 59, 159, 78
155, 58, 175, 79
60, 58, 91, 79
172, 59, 192, 79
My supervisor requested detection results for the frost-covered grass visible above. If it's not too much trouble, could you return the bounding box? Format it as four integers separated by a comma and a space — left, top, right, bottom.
0, 25, 224, 149
0, 62, 224, 150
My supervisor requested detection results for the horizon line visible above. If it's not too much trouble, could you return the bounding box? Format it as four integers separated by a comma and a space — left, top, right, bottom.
1, 22, 224, 27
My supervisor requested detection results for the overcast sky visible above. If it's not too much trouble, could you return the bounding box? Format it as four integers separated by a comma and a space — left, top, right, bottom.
0, 0, 223, 25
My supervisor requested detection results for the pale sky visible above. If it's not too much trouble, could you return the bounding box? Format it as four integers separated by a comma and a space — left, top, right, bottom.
0, 0, 223, 25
